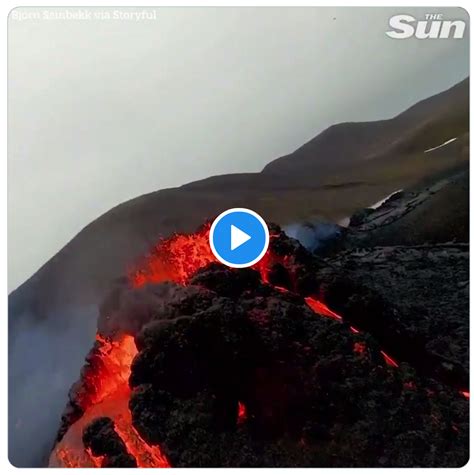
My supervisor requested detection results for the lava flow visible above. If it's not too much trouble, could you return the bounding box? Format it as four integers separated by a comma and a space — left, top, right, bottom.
129, 224, 340, 322
50, 334, 169, 468
49, 222, 467, 468
130, 223, 214, 287
52, 223, 350, 467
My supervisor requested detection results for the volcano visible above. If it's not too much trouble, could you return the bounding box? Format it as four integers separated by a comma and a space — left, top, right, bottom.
9, 78, 469, 467
47, 223, 468, 468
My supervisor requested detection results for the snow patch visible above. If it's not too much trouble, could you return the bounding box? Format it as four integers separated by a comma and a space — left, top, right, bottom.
424, 137, 457, 154
338, 217, 351, 228
369, 189, 403, 210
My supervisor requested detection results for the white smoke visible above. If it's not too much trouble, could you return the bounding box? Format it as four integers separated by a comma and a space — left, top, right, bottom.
283, 220, 342, 252
8, 305, 97, 467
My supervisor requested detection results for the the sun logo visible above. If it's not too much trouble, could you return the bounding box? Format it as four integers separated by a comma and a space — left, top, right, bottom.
386, 14, 466, 39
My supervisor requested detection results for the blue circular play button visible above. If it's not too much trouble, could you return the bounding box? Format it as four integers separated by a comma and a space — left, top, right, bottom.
210, 208, 270, 268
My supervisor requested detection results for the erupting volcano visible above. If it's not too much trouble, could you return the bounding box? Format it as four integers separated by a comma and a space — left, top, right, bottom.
49, 222, 468, 468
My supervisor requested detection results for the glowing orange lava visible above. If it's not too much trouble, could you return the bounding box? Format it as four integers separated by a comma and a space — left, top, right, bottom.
50, 335, 169, 468
130, 224, 214, 287
353, 342, 367, 355
237, 402, 247, 424
304, 296, 343, 321
380, 350, 399, 368
76, 334, 137, 410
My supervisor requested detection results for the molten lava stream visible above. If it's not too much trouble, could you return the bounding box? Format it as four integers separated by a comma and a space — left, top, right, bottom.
237, 402, 247, 424
380, 350, 399, 368
130, 224, 215, 287
304, 296, 400, 367
304, 296, 342, 321
50, 335, 169, 468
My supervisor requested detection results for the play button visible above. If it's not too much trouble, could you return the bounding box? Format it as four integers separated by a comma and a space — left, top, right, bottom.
231, 225, 251, 250
210, 208, 270, 268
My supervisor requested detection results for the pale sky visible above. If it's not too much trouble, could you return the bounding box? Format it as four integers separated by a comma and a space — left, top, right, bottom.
8, 7, 469, 291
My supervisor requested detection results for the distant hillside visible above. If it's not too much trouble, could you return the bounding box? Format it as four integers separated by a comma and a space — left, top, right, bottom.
9, 78, 468, 314
264, 77, 468, 175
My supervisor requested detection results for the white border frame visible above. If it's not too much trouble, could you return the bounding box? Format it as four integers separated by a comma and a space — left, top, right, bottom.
2, 1, 471, 473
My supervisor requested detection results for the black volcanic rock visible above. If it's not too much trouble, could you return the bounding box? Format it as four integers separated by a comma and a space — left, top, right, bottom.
349, 207, 375, 227
344, 168, 469, 247
189, 263, 263, 298
317, 244, 469, 389
125, 261, 468, 467
82, 417, 137, 468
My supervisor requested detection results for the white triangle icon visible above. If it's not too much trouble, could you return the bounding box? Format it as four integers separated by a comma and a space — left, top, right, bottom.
231, 225, 251, 251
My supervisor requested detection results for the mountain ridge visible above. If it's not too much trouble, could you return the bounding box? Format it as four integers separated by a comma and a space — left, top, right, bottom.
9, 77, 469, 314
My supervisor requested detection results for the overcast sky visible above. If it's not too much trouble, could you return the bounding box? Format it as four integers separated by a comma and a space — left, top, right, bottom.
8, 7, 469, 291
